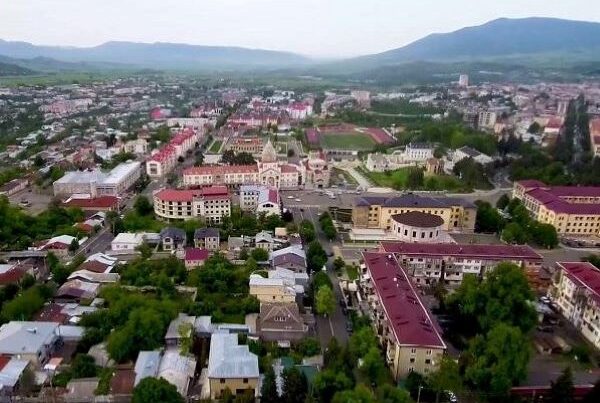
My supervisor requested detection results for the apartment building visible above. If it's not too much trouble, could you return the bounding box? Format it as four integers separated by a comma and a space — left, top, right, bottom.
146, 128, 199, 178
513, 181, 600, 236
359, 252, 446, 380
153, 186, 231, 223
379, 242, 543, 287
589, 118, 600, 157
53, 161, 141, 197
239, 185, 280, 216
352, 194, 476, 233
228, 136, 264, 154
549, 262, 600, 350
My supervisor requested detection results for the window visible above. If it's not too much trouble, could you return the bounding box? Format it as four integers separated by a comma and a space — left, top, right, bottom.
410, 358, 415, 363
243, 378, 248, 384
220, 379, 225, 384
425, 359, 431, 364
426, 349, 432, 355
410, 348, 416, 354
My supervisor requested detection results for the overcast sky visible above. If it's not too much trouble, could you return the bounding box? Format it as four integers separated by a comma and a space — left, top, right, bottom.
2, 0, 600, 58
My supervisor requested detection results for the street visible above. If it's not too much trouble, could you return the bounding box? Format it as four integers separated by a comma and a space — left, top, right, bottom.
290, 205, 350, 346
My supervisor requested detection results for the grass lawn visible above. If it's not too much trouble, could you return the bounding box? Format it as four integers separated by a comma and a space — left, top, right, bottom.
359, 166, 473, 192
331, 167, 358, 186
345, 265, 359, 281
209, 140, 222, 153
321, 133, 376, 150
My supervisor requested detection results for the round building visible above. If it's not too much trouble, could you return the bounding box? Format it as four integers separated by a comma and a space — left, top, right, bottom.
390, 211, 444, 243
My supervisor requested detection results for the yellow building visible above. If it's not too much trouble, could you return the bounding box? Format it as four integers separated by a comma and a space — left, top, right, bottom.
208, 333, 259, 399
352, 194, 476, 233
249, 274, 296, 303
513, 181, 600, 236
359, 252, 446, 380
549, 262, 600, 350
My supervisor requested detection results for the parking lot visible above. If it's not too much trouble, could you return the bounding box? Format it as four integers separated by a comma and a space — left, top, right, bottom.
8, 187, 54, 215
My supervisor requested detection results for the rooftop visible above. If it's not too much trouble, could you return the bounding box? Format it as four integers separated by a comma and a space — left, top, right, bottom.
363, 252, 446, 349
185, 248, 209, 262
0, 321, 59, 355
558, 262, 600, 304
355, 193, 475, 209
391, 211, 444, 228
379, 242, 542, 261
207, 333, 259, 379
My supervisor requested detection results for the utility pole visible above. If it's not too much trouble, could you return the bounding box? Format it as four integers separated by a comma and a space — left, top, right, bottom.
417, 385, 423, 403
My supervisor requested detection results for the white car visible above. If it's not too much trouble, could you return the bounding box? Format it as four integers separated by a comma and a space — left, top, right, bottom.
295, 198, 301, 202
287, 195, 294, 199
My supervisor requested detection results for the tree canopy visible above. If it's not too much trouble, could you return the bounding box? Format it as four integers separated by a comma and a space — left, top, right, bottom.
132, 377, 184, 403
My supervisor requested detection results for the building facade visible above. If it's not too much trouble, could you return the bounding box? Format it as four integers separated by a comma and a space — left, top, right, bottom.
379, 242, 543, 287
513, 180, 600, 236
352, 194, 476, 233
153, 186, 231, 223
359, 252, 446, 380
53, 162, 141, 197
549, 262, 600, 350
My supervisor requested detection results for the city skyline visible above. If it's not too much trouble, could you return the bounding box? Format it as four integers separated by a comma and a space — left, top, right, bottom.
2, 0, 600, 58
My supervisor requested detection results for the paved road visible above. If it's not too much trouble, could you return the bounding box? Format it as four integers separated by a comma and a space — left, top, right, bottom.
291, 206, 350, 346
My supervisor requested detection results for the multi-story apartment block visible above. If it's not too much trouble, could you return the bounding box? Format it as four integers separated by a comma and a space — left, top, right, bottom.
359, 252, 446, 380
153, 186, 231, 223
53, 161, 141, 197
379, 242, 543, 287
549, 262, 600, 350
239, 185, 281, 217
146, 128, 199, 178
352, 194, 476, 233
513, 181, 600, 236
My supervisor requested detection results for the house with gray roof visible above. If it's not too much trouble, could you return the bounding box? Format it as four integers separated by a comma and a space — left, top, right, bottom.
194, 227, 220, 251
0, 321, 60, 368
160, 227, 187, 251
207, 333, 259, 399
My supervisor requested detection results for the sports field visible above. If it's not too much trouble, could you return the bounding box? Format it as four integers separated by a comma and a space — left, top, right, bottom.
320, 133, 376, 150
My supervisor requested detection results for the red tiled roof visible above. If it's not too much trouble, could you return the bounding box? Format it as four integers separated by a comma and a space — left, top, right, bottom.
110, 369, 135, 395
0, 265, 27, 285
379, 242, 542, 261
201, 186, 229, 196
558, 262, 600, 303
281, 164, 299, 173
525, 188, 600, 214
62, 196, 119, 209
185, 248, 209, 261
183, 164, 258, 175
516, 179, 546, 189
79, 260, 111, 273
549, 186, 600, 198
363, 252, 446, 349
34, 303, 68, 324
155, 189, 201, 202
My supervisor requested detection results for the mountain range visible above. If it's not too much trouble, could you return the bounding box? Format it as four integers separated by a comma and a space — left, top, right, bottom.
1, 17, 600, 75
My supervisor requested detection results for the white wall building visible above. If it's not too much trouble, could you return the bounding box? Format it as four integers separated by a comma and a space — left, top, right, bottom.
53, 161, 141, 197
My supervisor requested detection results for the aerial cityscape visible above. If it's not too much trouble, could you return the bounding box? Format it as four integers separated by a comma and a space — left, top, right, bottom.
2, 1, 600, 402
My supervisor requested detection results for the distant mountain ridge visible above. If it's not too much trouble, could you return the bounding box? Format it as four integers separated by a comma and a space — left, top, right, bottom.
0, 40, 312, 70
353, 17, 600, 65
0, 60, 36, 76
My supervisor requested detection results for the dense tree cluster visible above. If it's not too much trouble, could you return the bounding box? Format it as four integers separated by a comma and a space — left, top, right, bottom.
221, 149, 256, 165
318, 212, 337, 240
119, 255, 187, 296
186, 253, 259, 323
452, 158, 492, 189
443, 263, 536, 396
475, 198, 558, 248
0, 197, 85, 250
132, 377, 184, 403
78, 287, 179, 363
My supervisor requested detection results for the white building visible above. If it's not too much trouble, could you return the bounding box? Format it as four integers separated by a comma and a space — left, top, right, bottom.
53, 161, 141, 197
404, 143, 434, 163
153, 186, 231, 223
452, 146, 493, 166
111, 233, 145, 252
239, 185, 280, 217
478, 111, 497, 131
458, 74, 469, 87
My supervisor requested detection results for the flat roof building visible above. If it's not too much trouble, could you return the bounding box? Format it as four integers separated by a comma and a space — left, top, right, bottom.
53, 161, 141, 197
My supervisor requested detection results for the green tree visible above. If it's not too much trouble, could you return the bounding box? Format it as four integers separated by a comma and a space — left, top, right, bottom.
406, 167, 424, 189
132, 377, 184, 403
282, 367, 308, 403
349, 326, 379, 359
332, 384, 376, 403
307, 241, 327, 272
464, 324, 530, 396
313, 369, 354, 403
428, 356, 462, 403
315, 286, 336, 317
299, 220, 316, 243
134, 195, 153, 216
360, 346, 386, 384
261, 366, 279, 403
71, 354, 97, 378
501, 222, 528, 244
496, 194, 510, 210
333, 256, 345, 273
548, 367, 574, 403
377, 384, 412, 403
530, 222, 558, 249
475, 201, 505, 233
251, 247, 269, 261
68, 238, 79, 253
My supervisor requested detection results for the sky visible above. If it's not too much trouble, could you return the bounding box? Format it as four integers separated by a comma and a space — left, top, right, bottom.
2, 0, 600, 58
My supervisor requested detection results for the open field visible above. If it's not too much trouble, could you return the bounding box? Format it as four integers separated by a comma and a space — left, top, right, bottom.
358, 166, 471, 192
321, 133, 376, 150
209, 140, 222, 153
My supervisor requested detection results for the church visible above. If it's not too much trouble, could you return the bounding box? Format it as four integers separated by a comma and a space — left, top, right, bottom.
182, 140, 327, 190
